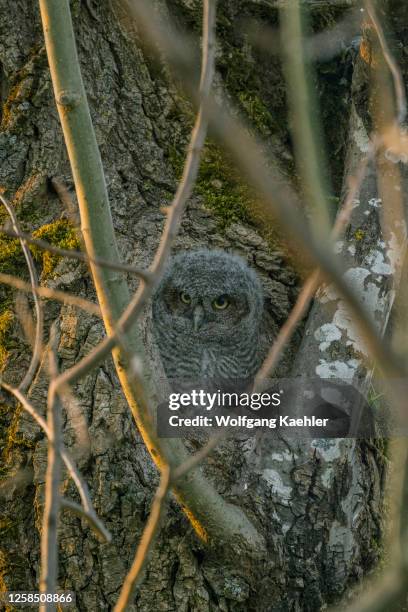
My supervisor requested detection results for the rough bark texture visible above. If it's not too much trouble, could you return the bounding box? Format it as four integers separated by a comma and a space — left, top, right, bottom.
0, 1, 401, 610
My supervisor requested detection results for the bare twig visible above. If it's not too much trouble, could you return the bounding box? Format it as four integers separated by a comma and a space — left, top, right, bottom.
366, 1, 407, 286
39, 0, 147, 375
1, 381, 50, 434
60, 498, 111, 542
365, 0, 407, 125
248, 9, 362, 62
113, 466, 171, 612
40, 330, 62, 609
255, 131, 372, 384
255, 0, 343, 387
50, 177, 80, 224
115, 432, 223, 611
0, 271, 101, 316
1, 382, 111, 543
0, 226, 151, 281
280, 0, 331, 232
57, 383, 91, 464
0, 194, 44, 392
256, 3, 405, 402
59, 449, 111, 542
343, 9, 408, 608
15, 293, 36, 347
171, 431, 225, 482
255, 271, 319, 386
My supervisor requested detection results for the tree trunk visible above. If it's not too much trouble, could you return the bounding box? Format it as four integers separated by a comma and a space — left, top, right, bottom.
0, 1, 402, 610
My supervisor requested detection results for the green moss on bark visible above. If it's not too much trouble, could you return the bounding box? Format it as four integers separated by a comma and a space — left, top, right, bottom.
0, 311, 14, 372
31, 219, 80, 277
0, 219, 80, 279
0, 236, 26, 276
170, 141, 253, 227
0, 218, 79, 370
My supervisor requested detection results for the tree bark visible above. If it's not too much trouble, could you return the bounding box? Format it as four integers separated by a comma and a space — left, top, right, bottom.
0, 1, 402, 610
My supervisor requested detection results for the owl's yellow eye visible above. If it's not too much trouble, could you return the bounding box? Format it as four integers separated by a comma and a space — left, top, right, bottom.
180, 291, 192, 304
212, 295, 230, 310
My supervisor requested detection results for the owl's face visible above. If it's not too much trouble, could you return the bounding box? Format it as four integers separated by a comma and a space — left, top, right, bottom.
153, 250, 263, 345
159, 281, 250, 337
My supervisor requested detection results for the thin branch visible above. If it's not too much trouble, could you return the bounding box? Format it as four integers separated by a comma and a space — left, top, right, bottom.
39, 0, 147, 364
0, 226, 151, 281
279, 0, 331, 232
0, 271, 101, 317
365, 2, 407, 272
255, 152, 371, 384
365, 0, 407, 125
363, 10, 408, 606
1, 381, 49, 434
171, 432, 225, 482
115, 432, 223, 611
59, 448, 111, 542
40, 330, 62, 609
147, 0, 216, 276
60, 498, 111, 542
0, 194, 44, 392
113, 466, 171, 612
1, 382, 111, 543
255, 271, 319, 385
56, 383, 91, 466
15, 293, 36, 348
248, 9, 363, 62
50, 176, 81, 226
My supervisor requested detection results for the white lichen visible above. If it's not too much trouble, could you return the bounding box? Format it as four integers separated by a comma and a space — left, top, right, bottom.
353, 114, 370, 153
364, 250, 392, 275
332, 298, 367, 356
314, 323, 342, 352
270, 451, 293, 463
321, 467, 332, 488
311, 438, 344, 460
328, 522, 356, 563
316, 358, 360, 380
368, 197, 382, 208
262, 469, 292, 501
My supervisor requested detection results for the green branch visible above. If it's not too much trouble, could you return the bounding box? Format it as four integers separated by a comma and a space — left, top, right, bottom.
280, 0, 333, 231
38, 0, 263, 550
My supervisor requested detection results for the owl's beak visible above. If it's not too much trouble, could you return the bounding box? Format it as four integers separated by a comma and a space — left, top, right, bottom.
193, 304, 205, 331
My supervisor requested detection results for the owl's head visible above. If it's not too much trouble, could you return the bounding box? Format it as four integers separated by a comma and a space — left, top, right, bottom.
152, 249, 263, 344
